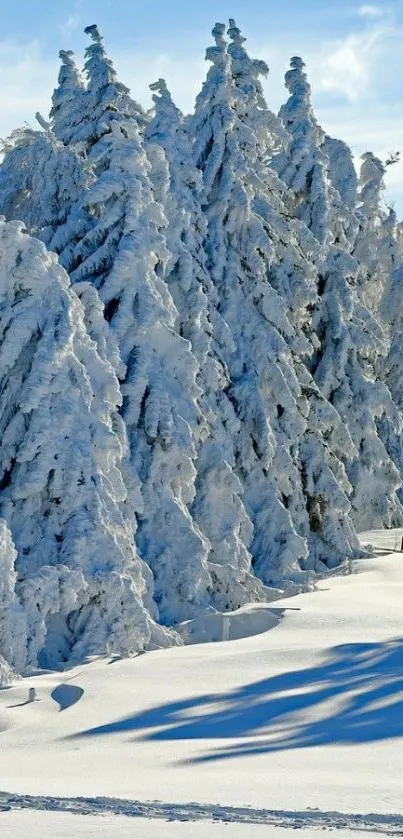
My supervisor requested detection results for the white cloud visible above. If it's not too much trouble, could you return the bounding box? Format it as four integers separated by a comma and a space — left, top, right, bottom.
308, 24, 389, 101
60, 13, 81, 38
357, 5, 384, 17
0, 40, 58, 138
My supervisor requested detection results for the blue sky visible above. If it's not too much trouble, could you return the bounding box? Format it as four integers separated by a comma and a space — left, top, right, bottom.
2, 0, 403, 208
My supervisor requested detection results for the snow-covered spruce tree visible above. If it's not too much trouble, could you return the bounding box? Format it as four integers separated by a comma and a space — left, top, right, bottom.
75, 24, 148, 161
273, 57, 358, 269
378, 207, 403, 285
358, 152, 387, 223
224, 21, 361, 571
145, 80, 213, 361
226, 26, 320, 338
273, 57, 330, 245
354, 152, 391, 315
0, 128, 42, 226
323, 136, 358, 210
0, 520, 27, 672
377, 205, 403, 350
311, 241, 402, 530
0, 128, 123, 393
0, 126, 93, 274
69, 118, 213, 623
145, 78, 267, 608
49, 49, 87, 147
352, 157, 403, 471
375, 209, 403, 492
0, 219, 176, 668
276, 56, 402, 530
297, 368, 360, 569
261, 60, 361, 557
189, 23, 314, 588
275, 57, 360, 254
227, 18, 289, 157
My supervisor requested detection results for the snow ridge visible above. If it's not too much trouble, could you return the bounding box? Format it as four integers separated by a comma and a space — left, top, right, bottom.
1, 791, 403, 835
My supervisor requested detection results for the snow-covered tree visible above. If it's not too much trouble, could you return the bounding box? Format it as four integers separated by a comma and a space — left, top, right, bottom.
375, 209, 403, 492
0, 128, 40, 225
145, 79, 214, 360
323, 136, 358, 210
49, 24, 147, 161
79, 24, 147, 160
0, 127, 93, 274
145, 78, 267, 608
354, 152, 390, 314
227, 18, 289, 157
0, 219, 175, 668
49, 49, 87, 147
217, 23, 360, 573
274, 57, 360, 260
273, 57, 330, 245
225, 31, 319, 337
190, 23, 312, 587
358, 152, 386, 223
0, 520, 27, 672
275, 57, 402, 530
311, 242, 402, 530
69, 119, 213, 623
297, 370, 360, 568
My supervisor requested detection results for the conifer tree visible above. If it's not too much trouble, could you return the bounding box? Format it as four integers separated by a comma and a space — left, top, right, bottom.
50, 25, 147, 161
145, 79, 211, 358
277, 57, 402, 530
0, 127, 93, 274
226, 26, 318, 336
323, 136, 358, 209
0, 219, 174, 667
145, 78, 267, 608
375, 209, 403, 492
190, 24, 310, 587
82, 25, 147, 159
0, 128, 40, 225
227, 18, 289, 156
311, 239, 402, 530
224, 22, 360, 571
69, 119, 213, 622
354, 153, 390, 313
50, 49, 87, 147
274, 57, 330, 244
0, 520, 27, 672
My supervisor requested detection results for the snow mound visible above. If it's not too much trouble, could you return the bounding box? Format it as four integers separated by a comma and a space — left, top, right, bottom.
175, 604, 282, 645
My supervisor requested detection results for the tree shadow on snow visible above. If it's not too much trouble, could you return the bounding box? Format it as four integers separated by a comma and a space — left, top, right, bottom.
51, 683, 84, 711
70, 638, 403, 762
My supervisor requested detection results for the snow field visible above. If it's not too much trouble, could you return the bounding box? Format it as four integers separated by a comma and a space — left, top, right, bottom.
1, 533, 403, 837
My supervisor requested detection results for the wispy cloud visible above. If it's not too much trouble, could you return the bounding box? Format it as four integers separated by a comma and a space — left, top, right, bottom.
310, 24, 390, 101
60, 13, 81, 39
0, 39, 57, 137
357, 4, 384, 17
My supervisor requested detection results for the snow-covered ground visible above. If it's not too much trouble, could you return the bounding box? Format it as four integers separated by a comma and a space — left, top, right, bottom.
2, 529, 403, 838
